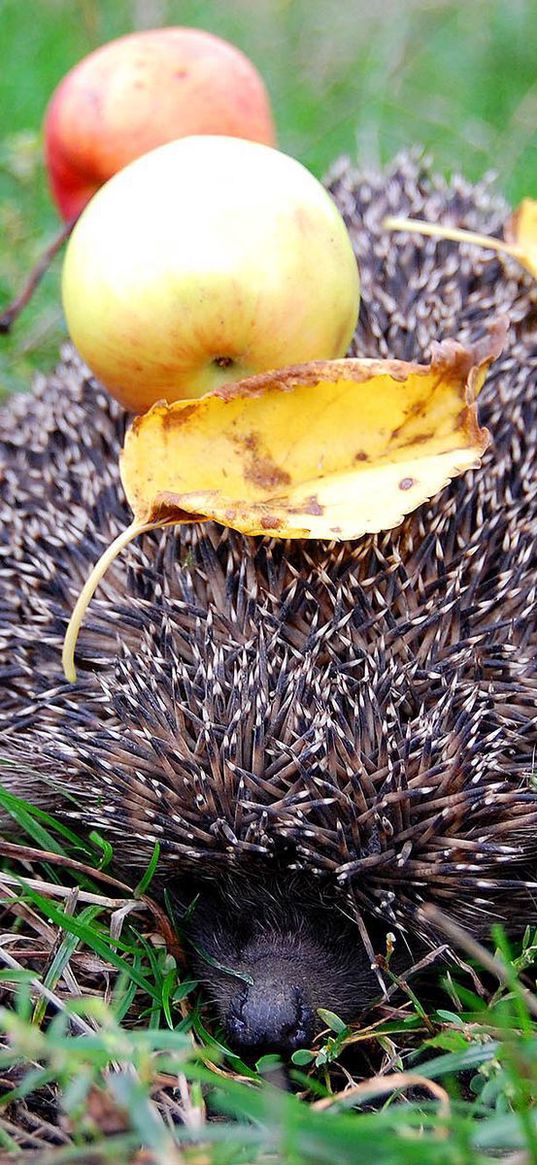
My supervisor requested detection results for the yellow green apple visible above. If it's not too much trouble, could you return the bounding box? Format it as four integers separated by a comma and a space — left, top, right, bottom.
61, 135, 360, 413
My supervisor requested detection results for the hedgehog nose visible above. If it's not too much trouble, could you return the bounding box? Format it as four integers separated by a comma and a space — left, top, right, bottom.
226, 982, 315, 1056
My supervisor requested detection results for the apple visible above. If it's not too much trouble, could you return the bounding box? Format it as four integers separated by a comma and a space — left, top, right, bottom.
44, 27, 276, 221
61, 135, 360, 414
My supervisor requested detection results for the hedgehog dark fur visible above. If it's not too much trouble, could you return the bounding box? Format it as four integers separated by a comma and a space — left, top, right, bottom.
1, 155, 536, 1055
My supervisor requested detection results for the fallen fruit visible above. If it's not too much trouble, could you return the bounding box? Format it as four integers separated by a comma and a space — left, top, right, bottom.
44, 26, 276, 220
62, 135, 361, 413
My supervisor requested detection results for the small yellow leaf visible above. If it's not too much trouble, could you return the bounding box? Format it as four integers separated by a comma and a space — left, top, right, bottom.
120, 327, 503, 541
504, 197, 537, 278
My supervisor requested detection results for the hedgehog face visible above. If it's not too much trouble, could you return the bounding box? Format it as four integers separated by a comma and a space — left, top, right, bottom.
172, 870, 395, 1055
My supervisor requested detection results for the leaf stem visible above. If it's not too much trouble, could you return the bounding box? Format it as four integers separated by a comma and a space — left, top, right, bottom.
62, 519, 160, 683
382, 215, 517, 260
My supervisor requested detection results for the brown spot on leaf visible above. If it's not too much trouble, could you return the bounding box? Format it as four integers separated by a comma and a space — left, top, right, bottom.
299, 495, 324, 516
354, 450, 368, 462
147, 490, 211, 524
260, 514, 282, 529
399, 431, 433, 448
161, 404, 198, 431
391, 400, 427, 440
244, 457, 291, 491
242, 431, 259, 453
236, 432, 291, 491
399, 477, 415, 491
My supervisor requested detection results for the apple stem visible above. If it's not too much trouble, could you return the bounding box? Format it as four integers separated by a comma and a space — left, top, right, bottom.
62, 517, 163, 684
382, 215, 517, 260
0, 215, 78, 334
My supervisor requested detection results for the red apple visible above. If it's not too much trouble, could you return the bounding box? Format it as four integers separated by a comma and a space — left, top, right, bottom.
44, 26, 276, 221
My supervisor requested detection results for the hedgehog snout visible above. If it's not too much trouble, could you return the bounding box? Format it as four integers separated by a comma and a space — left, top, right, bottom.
197, 921, 376, 1057
226, 971, 315, 1055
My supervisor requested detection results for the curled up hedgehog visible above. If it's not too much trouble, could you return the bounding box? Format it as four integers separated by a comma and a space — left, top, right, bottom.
0, 155, 536, 1057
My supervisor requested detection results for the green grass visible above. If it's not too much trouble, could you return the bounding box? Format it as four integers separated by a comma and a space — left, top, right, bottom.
1, 0, 536, 393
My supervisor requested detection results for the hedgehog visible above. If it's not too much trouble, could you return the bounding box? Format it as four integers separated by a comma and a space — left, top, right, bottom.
0, 154, 536, 1057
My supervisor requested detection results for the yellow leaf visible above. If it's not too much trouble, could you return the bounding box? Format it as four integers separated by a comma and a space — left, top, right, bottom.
62, 326, 504, 682
383, 198, 537, 279
120, 330, 501, 540
504, 197, 537, 278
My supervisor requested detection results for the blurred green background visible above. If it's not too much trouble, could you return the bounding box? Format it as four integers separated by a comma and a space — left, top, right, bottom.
1, 0, 536, 394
